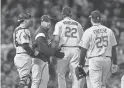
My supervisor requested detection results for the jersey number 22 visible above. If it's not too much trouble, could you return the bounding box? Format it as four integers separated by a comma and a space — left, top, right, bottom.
65, 27, 77, 38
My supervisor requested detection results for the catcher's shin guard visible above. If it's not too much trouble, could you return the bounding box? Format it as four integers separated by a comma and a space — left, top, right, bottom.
18, 75, 30, 88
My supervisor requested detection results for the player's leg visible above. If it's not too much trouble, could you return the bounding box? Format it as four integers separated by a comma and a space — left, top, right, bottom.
69, 65, 81, 88
79, 77, 87, 88
31, 58, 43, 88
69, 48, 83, 88
102, 57, 111, 88
86, 75, 92, 88
89, 57, 102, 88
121, 75, 124, 88
69, 70, 86, 88
39, 62, 49, 88
84, 59, 92, 88
14, 54, 32, 88
57, 50, 70, 88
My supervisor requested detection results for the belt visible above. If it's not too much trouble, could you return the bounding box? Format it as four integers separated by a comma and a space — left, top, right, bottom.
88, 55, 111, 59
61, 45, 79, 48
16, 52, 28, 54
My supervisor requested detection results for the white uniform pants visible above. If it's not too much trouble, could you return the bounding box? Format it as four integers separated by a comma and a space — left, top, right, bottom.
89, 57, 111, 88
31, 58, 49, 88
57, 47, 82, 88
14, 53, 32, 87
121, 75, 124, 88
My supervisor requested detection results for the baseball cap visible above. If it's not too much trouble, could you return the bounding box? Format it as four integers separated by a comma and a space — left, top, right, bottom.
89, 10, 101, 20
62, 6, 72, 16
17, 13, 31, 22
41, 15, 51, 22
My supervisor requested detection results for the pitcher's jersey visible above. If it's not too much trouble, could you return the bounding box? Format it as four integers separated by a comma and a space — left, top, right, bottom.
13, 26, 31, 53
53, 17, 83, 47
78, 24, 117, 58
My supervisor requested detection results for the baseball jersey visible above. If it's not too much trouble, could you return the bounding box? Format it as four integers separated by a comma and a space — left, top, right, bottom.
78, 24, 117, 58
53, 17, 83, 47
13, 26, 31, 53
32, 26, 52, 62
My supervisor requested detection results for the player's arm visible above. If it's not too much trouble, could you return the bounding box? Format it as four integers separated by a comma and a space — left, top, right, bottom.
110, 30, 118, 73
79, 47, 87, 66
78, 30, 90, 67
51, 22, 60, 50
112, 45, 117, 65
33, 33, 63, 58
22, 43, 34, 54
34, 35, 54, 56
51, 35, 60, 50
75, 30, 90, 80
21, 29, 38, 56
111, 31, 118, 65
78, 23, 84, 40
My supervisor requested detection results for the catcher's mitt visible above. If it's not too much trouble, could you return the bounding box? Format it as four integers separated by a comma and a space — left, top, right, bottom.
75, 65, 86, 80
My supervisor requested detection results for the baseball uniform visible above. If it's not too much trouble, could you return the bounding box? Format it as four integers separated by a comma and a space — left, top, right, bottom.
78, 24, 117, 88
13, 26, 32, 87
53, 17, 83, 88
121, 75, 124, 88
31, 14, 64, 88
31, 26, 50, 88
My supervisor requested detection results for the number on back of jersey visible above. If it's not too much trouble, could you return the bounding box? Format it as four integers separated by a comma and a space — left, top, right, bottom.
65, 27, 77, 38
95, 35, 108, 48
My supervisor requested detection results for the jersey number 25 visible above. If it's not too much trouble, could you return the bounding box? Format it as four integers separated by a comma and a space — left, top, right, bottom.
96, 36, 108, 48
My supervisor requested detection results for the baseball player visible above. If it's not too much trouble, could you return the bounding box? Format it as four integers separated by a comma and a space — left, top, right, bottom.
121, 75, 124, 88
31, 15, 64, 88
51, 6, 84, 88
76, 10, 118, 88
13, 13, 39, 88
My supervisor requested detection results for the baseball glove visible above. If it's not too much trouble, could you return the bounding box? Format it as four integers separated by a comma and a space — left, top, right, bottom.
75, 65, 86, 80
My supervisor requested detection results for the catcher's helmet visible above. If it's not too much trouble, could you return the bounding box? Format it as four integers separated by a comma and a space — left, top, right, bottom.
18, 13, 31, 22
62, 6, 72, 17
89, 10, 101, 22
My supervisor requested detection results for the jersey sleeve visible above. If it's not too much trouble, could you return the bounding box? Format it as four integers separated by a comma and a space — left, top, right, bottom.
78, 30, 90, 49
53, 22, 61, 36
78, 23, 84, 40
20, 29, 31, 44
34, 33, 54, 56
110, 30, 117, 46
35, 33, 45, 40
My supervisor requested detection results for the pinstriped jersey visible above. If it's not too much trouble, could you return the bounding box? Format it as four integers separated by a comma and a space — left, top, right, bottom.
13, 26, 31, 53
53, 17, 83, 47
78, 24, 117, 58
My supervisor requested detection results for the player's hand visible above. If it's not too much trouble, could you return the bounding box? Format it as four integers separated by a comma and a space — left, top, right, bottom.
75, 65, 86, 80
30, 50, 39, 57
111, 64, 118, 73
34, 50, 39, 56
54, 49, 65, 58
69, 72, 72, 79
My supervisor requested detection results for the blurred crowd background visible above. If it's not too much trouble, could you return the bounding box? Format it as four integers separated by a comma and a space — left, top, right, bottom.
1, 0, 124, 88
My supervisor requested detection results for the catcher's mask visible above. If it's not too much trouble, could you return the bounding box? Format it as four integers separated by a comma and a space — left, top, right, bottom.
17, 12, 32, 27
